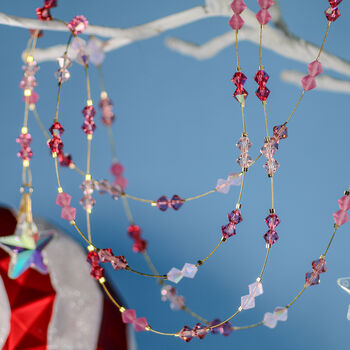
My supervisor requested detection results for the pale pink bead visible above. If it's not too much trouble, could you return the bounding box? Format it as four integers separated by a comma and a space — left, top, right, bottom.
167, 268, 183, 283
274, 307, 288, 321
308, 60, 323, 77
216, 178, 230, 194
241, 294, 255, 310
133, 317, 148, 332
56, 192, 71, 207
258, 0, 274, 9
301, 75, 316, 91
256, 9, 272, 25
61, 206, 76, 221
333, 209, 349, 226
338, 195, 350, 211
181, 263, 198, 279
248, 281, 263, 297
231, 0, 246, 14
110, 162, 124, 176
263, 312, 277, 328
229, 14, 244, 30
121, 309, 136, 324
170, 295, 185, 310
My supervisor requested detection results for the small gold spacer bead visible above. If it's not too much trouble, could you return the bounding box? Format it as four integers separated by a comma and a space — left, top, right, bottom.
58, 187, 63, 193
99, 277, 106, 284
222, 237, 227, 242
29, 104, 35, 111
197, 260, 203, 266
238, 306, 243, 312
21, 126, 28, 134
334, 224, 340, 229
145, 326, 151, 331
52, 152, 57, 158
319, 254, 325, 260
243, 167, 248, 172
268, 174, 272, 178
256, 276, 262, 282
69, 163, 75, 169
100, 91, 108, 99
87, 99, 93, 106
264, 136, 270, 142
23, 159, 29, 167
242, 132, 248, 137
345, 191, 350, 196
26, 55, 34, 63
151, 202, 157, 207
24, 89, 32, 97
70, 220, 75, 225
269, 208, 275, 214
87, 244, 95, 252
120, 307, 126, 313
235, 203, 242, 209
85, 174, 91, 181
87, 208, 92, 214
87, 134, 93, 141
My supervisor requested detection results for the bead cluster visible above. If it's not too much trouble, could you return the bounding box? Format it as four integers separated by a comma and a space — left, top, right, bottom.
301, 60, 323, 91
325, 0, 342, 21
333, 192, 350, 226
167, 263, 198, 284
55, 54, 72, 83
216, 172, 242, 194
16, 131, 33, 166
264, 212, 280, 246
232, 72, 248, 106
263, 307, 288, 328
20, 57, 39, 105
56, 192, 76, 222
48, 121, 72, 167
110, 162, 128, 192
155, 195, 184, 211
81, 105, 96, 135
255, 69, 270, 101
256, 0, 274, 25
127, 225, 147, 253
229, 0, 246, 30
221, 209, 242, 239
236, 133, 252, 169
121, 309, 148, 332
99, 93, 115, 126
161, 285, 185, 310
80, 178, 95, 213
36, 0, 57, 21
240, 280, 263, 310
305, 258, 327, 286
179, 323, 208, 342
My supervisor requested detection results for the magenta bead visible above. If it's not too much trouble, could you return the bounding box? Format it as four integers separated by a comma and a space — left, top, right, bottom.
133, 317, 148, 332
308, 60, 323, 77
257, 0, 274, 9
301, 75, 316, 91
256, 9, 272, 25
56, 192, 71, 207
231, 0, 246, 14
121, 309, 136, 324
338, 195, 350, 211
110, 162, 124, 176
229, 14, 244, 30
333, 209, 349, 226
61, 206, 76, 221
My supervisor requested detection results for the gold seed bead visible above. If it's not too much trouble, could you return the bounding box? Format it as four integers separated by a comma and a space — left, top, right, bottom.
319, 254, 325, 260
70, 220, 75, 225
238, 306, 243, 312
85, 174, 91, 181
23, 160, 29, 167
87, 99, 93, 106
100, 91, 108, 99
256, 276, 262, 282
21, 126, 28, 134
87, 245, 95, 252
264, 136, 270, 142
58, 187, 63, 193
222, 237, 227, 242
334, 224, 340, 229
24, 89, 32, 97
29, 104, 35, 111
120, 307, 126, 313
269, 208, 275, 214
197, 260, 203, 266
243, 167, 248, 172
99, 277, 106, 284
145, 326, 151, 331
69, 163, 75, 169
345, 190, 350, 196
242, 132, 248, 137
26, 55, 34, 63
52, 152, 57, 158
236, 203, 242, 209
268, 174, 272, 178
151, 202, 157, 207
87, 134, 93, 141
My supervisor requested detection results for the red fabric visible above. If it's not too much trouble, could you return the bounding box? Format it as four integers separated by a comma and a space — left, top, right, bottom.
0, 208, 56, 350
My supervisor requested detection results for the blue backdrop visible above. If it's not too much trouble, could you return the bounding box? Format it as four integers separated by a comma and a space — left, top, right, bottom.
0, 1, 349, 349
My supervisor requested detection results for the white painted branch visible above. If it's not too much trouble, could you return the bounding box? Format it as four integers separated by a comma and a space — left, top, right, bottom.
281, 70, 350, 94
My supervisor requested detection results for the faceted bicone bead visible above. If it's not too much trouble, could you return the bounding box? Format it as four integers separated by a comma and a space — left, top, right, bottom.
49, 122, 64, 137
36, 6, 52, 21
308, 60, 323, 77
256, 9, 272, 25
182, 263, 198, 279
263, 312, 277, 328
80, 195, 96, 211
81, 180, 94, 195
248, 281, 263, 297
87, 251, 100, 266
110, 186, 122, 200
90, 265, 104, 280
167, 268, 183, 283
216, 178, 231, 194
23, 91, 39, 104
128, 225, 141, 239
48, 137, 63, 154
329, 0, 342, 6
170, 195, 183, 210
121, 309, 136, 324
265, 213, 280, 229
301, 75, 316, 91
18, 148, 33, 161
110, 162, 124, 177
241, 294, 255, 310
273, 124, 288, 140
98, 248, 114, 263
264, 158, 279, 176
221, 322, 233, 336
82, 105, 96, 118
256, 86, 270, 101
237, 153, 252, 169
193, 323, 208, 339
260, 140, 277, 159
257, 0, 274, 9
209, 319, 222, 334
68, 15, 88, 35
274, 307, 288, 321
55, 68, 71, 83
57, 55, 72, 69
179, 326, 194, 342
228, 209, 242, 225
100, 97, 115, 126
333, 209, 349, 226
111, 256, 127, 270
232, 72, 247, 87
113, 176, 128, 190
312, 259, 327, 274
233, 88, 248, 105
338, 195, 350, 211
236, 136, 252, 153
133, 239, 147, 253
254, 70, 269, 85
222, 223, 236, 239
16, 133, 32, 148
61, 206, 76, 221
45, 0, 57, 8
170, 295, 185, 310
87, 37, 105, 66
264, 230, 279, 245
325, 7, 341, 21
305, 271, 320, 286
231, 0, 247, 14
95, 179, 111, 194
227, 173, 243, 186
133, 317, 148, 332
58, 153, 73, 167
56, 192, 71, 207
156, 196, 169, 211
229, 14, 244, 30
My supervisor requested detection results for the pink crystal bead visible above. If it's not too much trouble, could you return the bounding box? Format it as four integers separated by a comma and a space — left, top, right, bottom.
325, 7, 341, 21
312, 259, 327, 273
23, 91, 39, 104
99, 97, 115, 126
58, 153, 73, 167
209, 319, 222, 334
305, 271, 320, 286
80, 195, 96, 211
179, 326, 194, 342
274, 307, 288, 321
222, 223, 236, 239
308, 60, 323, 77
265, 213, 280, 229
156, 196, 169, 211
231, 0, 247, 14
260, 140, 277, 158
237, 153, 252, 169
333, 209, 349, 226
16, 133, 32, 148
264, 158, 279, 176
258, 0, 274, 8
216, 178, 231, 194
221, 322, 233, 336
98, 248, 114, 263
229, 14, 244, 30
170, 295, 185, 310
56, 192, 71, 207
233, 88, 248, 105
128, 225, 141, 239
121, 309, 136, 324
133, 317, 148, 332
167, 268, 183, 283
68, 15, 88, 35
193, 323, 208, 339
111, 256, 127, 270
256, 86, 271, 100
248, 281, 263, 297
18, 148, 33, 161
301, 75, 316, 91
132, 239, 147, 253
338, 195, 350, 211
170, 195, 183, 210
216, 173, 242, 194
181, 263, 198, 279
254, 70, 269, 85
87, 251, 100, 266
273, 124, 288, 140
256, 9, 272, 25
161, 285, 176, 300
263, 312, 278, 328
82, 119, 96, 135
61, 206, 76, 221
241, 294, 255, 310
49, 122, 64, 137
90, 265, 104, 280
228, 209, 242, 224
48, 137, 63, 154
237, 136, 252, 153
113, 176, 128, 190
110, 162, 123, 176
264, 230, 279, 245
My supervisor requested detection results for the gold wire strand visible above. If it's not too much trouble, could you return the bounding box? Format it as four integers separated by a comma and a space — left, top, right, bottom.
263, 101, 269, 139
236, 170, 246, 206
271, 176, 275, 210
235, 30, 240, 71
316, 21, 331, 61
184, 189, 217, 202
285, 90, 305, 124
259, 25, 264, 69
24, 36, 33, 58
107, 126, 118, 162
30, 30, 39, 56
249, 154, 262, 168
87, 138, 92, 174
147, 328, 178, 337
72, 222, 96, 248
54, 157, 62, 189
97, 64, 106, 93
126, 266, 166, 279
121, 196, 134, 224
23, 101, 29, 128
323, 227, 338, 257
100, 282, 122, 309
234, 321, 264, 330
86, 211, 92, 242
258, 246, 270, 279
196, 238, 224, 267
84, 65, 92, 101
241, 105, 246, 134
123, 194, 154, 203
32, 107, 50, 140
285, 286, 307, 309
142, 251, 163, 283
73, 165, 86, 176
181, 306, 210, 325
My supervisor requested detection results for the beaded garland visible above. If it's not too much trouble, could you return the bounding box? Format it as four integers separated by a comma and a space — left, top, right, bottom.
5, 0, 349, 343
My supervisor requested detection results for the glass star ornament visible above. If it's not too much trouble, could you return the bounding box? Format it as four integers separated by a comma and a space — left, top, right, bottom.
0, 231, 54, 279
337, 277, 350, 320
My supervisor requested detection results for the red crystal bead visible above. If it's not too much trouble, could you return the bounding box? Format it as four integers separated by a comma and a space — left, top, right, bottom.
273, 124, 288, 140
49, 122, 64, 137
128, 225, 141, 239
254, 70, 269, 86
228, 209, 242, 224
90, 265, 104, 280
256, 86, 270, 101
98, 248, 114, 263
305, 271, 320, 286
36, 6, 52, 21
312, 259, 327, 274
329, 0, 342, 6
232, 72, 247, 87
48, 137, 63, 154
193, 323, 208, 339
231, 0, 247, 14
233, 88, 248, 105
133, 239, 147, 253
221, 223, 236, 239
264, 230, 279, 245
156, 196, 169, 211
45, 0, 58, 7
265, 213, 280, 229
82, 105, 96, 118
29, 29, 44, 38
87, 251, 100, 266
170, 195, 183, 210
257, 0, 274, 9
58, 153, 72, 167
325, 7, 341, 21
179, 326, 194, 342
18, 148, 33, 161
111, 256, 127, 270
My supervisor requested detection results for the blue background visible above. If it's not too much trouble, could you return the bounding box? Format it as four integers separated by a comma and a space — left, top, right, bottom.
0, 1, 350, 349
